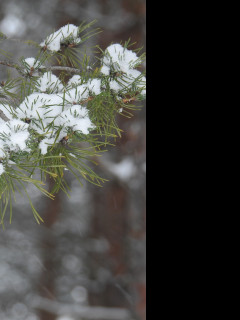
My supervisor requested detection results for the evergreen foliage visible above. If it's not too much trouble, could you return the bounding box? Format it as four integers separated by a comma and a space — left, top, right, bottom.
0, 21, 146, 226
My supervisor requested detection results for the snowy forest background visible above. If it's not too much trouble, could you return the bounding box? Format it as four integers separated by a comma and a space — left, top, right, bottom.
0, 1, 146, 320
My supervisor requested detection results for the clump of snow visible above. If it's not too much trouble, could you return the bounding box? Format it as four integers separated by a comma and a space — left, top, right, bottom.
0, 118, 30, 174
101, 44, 146, 96
65, 79, 102, 104
38, 137, 56, 155
101, 44, 139, 75
15, 93, 63, 126
40, 24, 81, 52
24, 58, 39, 68
36, 72, 64, 93
64, 84, 89, 105
87, 79, 102, 96
38, 103, 94, 156
22, 58, 43, 74
109, 69, 146, 95
55, 105, 95, 135
68, 75, 82, 87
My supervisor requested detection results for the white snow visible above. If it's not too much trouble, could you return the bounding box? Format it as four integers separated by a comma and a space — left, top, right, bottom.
64, 85, 89, 104
0, 163, 4, 175
68, 75, 82, 87
0, 104, 15, 121
54, 105, 95, 135
39, 137, 56, 155
87, 79, 102, 96
24, 58, 38, 68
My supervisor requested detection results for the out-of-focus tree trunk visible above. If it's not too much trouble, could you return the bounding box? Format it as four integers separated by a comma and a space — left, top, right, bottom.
37, 179, 62, 320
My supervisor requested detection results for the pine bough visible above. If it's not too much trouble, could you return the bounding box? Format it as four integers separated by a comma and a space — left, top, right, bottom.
0, 22, 146, 225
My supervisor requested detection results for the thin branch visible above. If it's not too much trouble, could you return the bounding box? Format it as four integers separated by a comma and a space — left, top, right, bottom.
0, 60, 19, 70
1, 60, 82, 75
0, 109, 10, 122
44, 66, 81, 74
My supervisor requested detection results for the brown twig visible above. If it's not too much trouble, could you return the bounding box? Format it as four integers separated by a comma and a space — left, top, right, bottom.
79, 96, 94, 104
0, 60, 17, 69
122, 96, 137, 104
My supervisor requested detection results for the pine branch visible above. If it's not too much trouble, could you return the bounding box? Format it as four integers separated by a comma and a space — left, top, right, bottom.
0, 22, 146, 225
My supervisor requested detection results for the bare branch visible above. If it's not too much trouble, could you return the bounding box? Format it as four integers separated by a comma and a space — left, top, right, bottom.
44, 66, 81, 74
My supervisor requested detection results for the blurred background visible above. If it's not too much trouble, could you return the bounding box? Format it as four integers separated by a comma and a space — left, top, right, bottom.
0, 1, 146, 320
